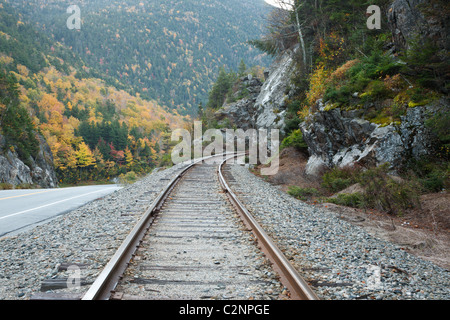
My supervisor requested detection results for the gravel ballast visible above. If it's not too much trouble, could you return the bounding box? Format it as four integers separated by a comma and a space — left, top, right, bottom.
228, 163, 449, 300
0, 161, 448, 300
0, 163, 190, 300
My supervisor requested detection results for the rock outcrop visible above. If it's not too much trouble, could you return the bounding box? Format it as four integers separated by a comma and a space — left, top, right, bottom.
300, 98, 447, 177
253, 45, 299, 133
387, 0, 449, 52
0, 133, 58, 188
214, 76, 262, 131
214, 45, 299, 133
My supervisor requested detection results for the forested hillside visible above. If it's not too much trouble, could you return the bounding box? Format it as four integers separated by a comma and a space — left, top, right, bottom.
10, 0, 272, 115
0, 0, 189, 185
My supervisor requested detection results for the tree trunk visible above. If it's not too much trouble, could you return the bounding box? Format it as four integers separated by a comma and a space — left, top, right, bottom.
295, 7, 307, 72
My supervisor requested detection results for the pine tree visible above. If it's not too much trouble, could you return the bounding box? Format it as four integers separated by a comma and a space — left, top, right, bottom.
141, 143, 153, 162
0, 70, 39, 164
206, 67, 233, 109
238, 59, 247, 76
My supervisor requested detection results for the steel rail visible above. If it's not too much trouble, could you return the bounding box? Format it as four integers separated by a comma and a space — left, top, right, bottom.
83, 152, 318, 300
81, 153, 235, 300
218, 154, 319, 300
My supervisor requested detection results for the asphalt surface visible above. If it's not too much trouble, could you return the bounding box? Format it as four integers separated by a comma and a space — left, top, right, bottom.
0, 185, 122, 237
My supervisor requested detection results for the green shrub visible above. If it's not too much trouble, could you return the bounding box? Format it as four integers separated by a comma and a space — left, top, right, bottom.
158, 153, 174, 168
284, 99, 303, 134
323, 49, 400, 107
413, 162, 449, 192
357, 164, 420, 216
287, 186, 320, 201
327, 192, 365, 208
321, 164, 425, 215
425, 109, 450, 151
16, 183, 36, 189
323, 85, 352, 105
406, 158, 449, 192
419, 169, 448, 192
284, 116, 302, 135
280, 129, 308, 152
361, 80, 391, 102
321, 167, 360, 192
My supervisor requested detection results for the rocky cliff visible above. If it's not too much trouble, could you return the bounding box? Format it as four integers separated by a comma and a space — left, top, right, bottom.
214, 45, 299, 133
0, 133, 58, 188
387, 0, 449, 53
300, 98, 448, 177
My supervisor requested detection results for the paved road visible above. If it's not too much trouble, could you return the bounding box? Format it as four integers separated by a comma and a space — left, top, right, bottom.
0, 185, 122, 237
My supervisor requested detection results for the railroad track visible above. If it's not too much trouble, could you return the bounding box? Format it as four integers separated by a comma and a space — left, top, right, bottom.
82, 154, 318, 300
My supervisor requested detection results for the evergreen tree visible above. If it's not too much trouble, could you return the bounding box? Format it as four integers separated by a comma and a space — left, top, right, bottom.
0, 70, 39, 164
238, 59, 247, 76
97, 138, 112, 161
206, 67, 233, 109
141, 143, 153, 161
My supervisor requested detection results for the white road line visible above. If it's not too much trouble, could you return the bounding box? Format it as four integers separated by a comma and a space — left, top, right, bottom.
0, 188, 116, 221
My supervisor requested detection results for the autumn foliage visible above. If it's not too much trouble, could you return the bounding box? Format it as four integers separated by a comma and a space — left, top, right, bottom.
4, 63, 189, 184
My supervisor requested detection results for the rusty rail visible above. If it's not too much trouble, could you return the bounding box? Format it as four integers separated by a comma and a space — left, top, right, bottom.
218, 154, 319, 300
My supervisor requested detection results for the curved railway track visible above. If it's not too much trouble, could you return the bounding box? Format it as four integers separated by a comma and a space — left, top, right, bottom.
82, 154, 318, 301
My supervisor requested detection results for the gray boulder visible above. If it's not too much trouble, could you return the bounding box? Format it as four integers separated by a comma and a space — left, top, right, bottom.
0, 133, 58, 188
300, 98, 447, 177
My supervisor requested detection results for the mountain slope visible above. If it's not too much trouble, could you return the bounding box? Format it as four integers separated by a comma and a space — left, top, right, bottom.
11, 0, 272, 115
0, 1, 189, 185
